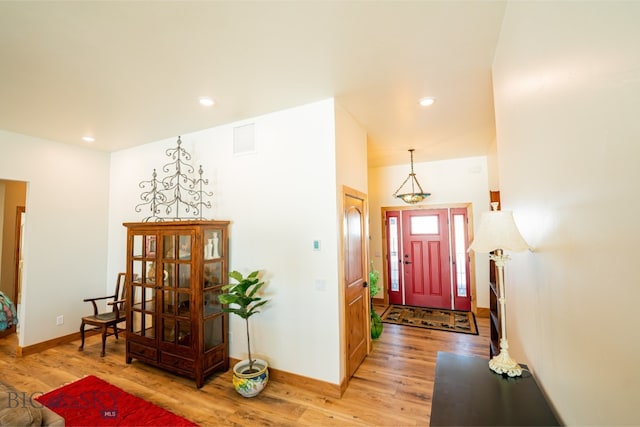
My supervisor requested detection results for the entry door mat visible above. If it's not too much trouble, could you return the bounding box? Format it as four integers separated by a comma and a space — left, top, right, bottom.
381, 305, 478, 335
35, 375, 197, 426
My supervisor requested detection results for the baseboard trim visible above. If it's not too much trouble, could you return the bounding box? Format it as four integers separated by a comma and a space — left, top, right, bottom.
16, 330, 98, 357
229, 357, 344, 398
476, 307, 490, 318
20, 336, 346, 398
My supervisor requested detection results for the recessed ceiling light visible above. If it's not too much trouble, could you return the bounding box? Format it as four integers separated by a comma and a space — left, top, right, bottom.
82, 136, 95, 143
418, 97, 436, 107
199, 97, 215, 107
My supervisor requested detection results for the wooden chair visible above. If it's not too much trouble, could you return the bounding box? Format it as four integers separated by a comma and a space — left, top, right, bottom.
79, 272, 127, 357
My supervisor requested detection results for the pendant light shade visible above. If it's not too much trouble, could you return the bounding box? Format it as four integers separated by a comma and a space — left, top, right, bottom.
393, 149, 431, 204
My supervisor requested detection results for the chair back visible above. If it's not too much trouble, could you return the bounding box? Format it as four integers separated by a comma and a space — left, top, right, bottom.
112, 272, 127, 315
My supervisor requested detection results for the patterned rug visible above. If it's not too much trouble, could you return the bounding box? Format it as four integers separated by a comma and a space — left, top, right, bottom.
381, 305, 478, 335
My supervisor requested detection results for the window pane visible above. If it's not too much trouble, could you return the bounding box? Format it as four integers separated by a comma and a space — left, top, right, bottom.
178, 264, 191, 288
204, 230, 222, 259
411, 215, 439, 234
132, 260, 143, 283
133, 235, 143, 257
163, 290, 175, 314
177, 321, 191, 346
454, 214, 467, 297
145, 235, 156, 257
177, 292, 190, 316
132, 285, 143, 307
163, 318, 175, 343
204, 316, 223, 351
163, 235, 175, 259
163, 263, 175, 288
204, 262, 222, 288
389, 217, 400, 292
179, 235, 191, 260
204, 290, 222, 317
144, 287, 155, 312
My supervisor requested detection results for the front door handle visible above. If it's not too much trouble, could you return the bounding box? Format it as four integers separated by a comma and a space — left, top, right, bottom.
404, 261, 412, 264
363, 281, 368, 288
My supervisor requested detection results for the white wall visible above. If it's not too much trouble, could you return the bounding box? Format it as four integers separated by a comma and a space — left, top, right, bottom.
486, 138, 499, 190
493, 2, 640, 424
0, 130, 111, 346
368, 156, 491, 307
335, 104, 368, 193
108, 99, 348, 384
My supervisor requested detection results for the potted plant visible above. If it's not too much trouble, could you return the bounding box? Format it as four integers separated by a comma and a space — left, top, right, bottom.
369, 261, 383, 339
217, 270, 269, 397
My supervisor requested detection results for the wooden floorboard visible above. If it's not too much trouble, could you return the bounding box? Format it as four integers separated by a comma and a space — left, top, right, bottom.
0, 311, 489, 426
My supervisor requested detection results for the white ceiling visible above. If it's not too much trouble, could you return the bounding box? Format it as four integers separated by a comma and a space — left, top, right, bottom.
0, 1, 506, 168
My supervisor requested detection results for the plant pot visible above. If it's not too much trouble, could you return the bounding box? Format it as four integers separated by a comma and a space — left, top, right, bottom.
232, 359, 269, 398
371, 310, 383, 339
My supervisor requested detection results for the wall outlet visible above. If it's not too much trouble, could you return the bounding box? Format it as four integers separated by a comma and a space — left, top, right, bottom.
56, 315, 64, 326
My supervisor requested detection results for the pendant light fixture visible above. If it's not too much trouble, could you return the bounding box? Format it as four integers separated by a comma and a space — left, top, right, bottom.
393, 149, 431, 204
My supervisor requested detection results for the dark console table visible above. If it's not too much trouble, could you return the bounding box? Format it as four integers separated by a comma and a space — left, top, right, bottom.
430, 352, 560, 426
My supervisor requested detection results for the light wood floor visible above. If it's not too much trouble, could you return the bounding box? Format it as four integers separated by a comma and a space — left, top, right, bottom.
0, 313, 489, 426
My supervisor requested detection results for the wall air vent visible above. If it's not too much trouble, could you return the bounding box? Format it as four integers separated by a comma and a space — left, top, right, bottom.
233, 123, 256, 155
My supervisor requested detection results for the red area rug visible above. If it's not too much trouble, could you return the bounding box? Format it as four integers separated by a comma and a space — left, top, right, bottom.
35, 375, 197, 426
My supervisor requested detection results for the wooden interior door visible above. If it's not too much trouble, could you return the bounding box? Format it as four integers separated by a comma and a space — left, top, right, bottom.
401, 209, 451, 308
343, 188, 368, 379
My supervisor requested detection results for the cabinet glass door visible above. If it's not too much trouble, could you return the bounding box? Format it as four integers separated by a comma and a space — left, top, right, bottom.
203, 226, 225, 351
161, 233, 192, 349
130, 233, 156, 339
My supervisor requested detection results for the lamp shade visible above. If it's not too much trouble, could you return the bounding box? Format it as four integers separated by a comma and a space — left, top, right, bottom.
469, 210, 530, 253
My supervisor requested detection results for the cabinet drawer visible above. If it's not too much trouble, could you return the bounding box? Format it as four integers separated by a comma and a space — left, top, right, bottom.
129, 341, 157, 361
160, 352, 195, 372
204, 347, 226, 368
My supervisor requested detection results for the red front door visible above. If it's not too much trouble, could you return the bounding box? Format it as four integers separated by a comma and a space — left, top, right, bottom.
402, 209, 451, 308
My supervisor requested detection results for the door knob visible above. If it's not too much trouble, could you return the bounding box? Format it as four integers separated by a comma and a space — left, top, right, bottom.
363, 281, 368, 288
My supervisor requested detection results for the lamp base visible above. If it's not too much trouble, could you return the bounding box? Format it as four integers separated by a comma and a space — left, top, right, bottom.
489, 350, 522, 377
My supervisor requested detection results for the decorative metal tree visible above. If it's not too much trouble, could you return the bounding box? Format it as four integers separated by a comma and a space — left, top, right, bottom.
189, 165, 213, 219
135, 136, 213, 222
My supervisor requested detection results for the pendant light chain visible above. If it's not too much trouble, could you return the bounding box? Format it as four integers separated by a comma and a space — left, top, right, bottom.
392, 148, 431, 204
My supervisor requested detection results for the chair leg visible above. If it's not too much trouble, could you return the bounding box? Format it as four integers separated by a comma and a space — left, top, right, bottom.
113, 324, 119, 340
101, 326, 107, 357
79, 322, 86, 351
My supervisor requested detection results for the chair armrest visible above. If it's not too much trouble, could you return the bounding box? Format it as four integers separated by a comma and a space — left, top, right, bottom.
109, 299, 127, 319
83, 296, 112, 316
83, 296, 110, 303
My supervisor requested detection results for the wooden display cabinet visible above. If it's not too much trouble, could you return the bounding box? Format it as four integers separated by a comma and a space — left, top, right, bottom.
123, 220, 230, 388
